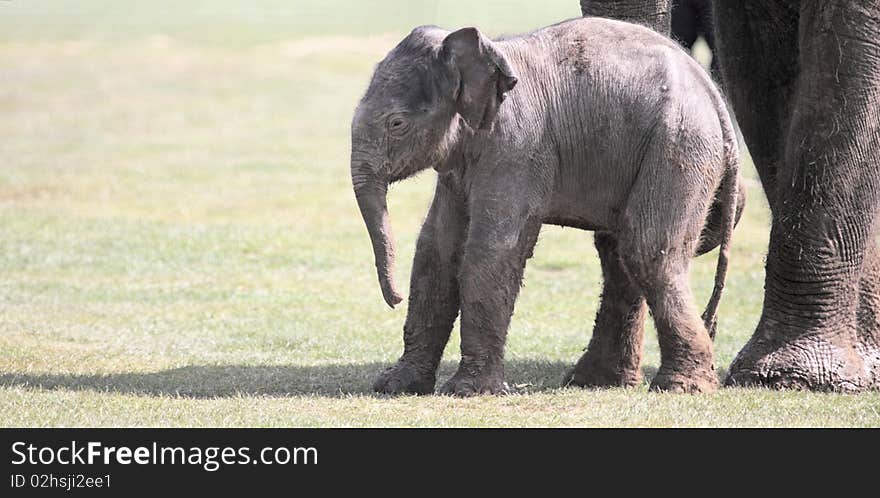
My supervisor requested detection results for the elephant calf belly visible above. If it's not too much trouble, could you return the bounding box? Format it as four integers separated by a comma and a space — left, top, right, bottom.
544, 177, 627, 232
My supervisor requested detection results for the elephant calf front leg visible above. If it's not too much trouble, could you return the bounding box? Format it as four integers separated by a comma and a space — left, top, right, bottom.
374, 182, 466, 395
440, 217, 543, 396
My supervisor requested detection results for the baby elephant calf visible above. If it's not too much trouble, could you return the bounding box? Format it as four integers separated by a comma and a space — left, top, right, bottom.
350, 17, 740, 395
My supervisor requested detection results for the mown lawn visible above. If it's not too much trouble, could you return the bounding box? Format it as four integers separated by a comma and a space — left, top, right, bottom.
1, 0, 878, 427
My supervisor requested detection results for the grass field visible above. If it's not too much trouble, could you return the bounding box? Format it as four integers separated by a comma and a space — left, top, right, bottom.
2, 0, 878, 427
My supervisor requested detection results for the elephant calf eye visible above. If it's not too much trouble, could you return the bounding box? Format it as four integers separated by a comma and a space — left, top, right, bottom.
387, 116, 410, 135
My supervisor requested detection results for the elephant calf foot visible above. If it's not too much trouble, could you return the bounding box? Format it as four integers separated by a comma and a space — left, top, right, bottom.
650, 364, 718, 393
563, 355, 642, 389
439, 362, 508, 396
373, 359, 436, 395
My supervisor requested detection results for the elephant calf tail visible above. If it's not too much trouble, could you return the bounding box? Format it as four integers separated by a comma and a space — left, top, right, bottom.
701, 130, 740, 340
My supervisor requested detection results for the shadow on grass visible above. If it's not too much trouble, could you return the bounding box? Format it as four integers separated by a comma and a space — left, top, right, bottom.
0, 362, 725, 399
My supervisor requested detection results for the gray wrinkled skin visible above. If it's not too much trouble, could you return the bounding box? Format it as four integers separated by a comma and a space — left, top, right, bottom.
350, 17, 741, 395
708, 0, 880, 392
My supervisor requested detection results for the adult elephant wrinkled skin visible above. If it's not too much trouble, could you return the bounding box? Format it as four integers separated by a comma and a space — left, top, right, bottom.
350, 17, 741, 395
582, 0, 880, 391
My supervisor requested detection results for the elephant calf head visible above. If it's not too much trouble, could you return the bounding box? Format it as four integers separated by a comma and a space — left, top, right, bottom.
350, 26, 518, 307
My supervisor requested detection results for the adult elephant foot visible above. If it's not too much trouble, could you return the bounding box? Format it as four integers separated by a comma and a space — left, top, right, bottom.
724, 224, 880, 392
439, 362, 508, 396
650, 365, 718, 393
725, 261, 880, 391
726, 247, 880, 392
725, 326, 879, 392
372, 359, 436, 395
726, 263, 880, 392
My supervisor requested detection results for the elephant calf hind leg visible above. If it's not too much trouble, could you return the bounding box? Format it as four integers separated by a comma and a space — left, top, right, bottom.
564, 232, 646, 388
646, 274, 718, 393
616, 155, 721, 392
621, 248, 718, 393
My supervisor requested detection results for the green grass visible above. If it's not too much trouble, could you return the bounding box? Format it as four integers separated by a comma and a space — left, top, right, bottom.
1, 0, 878, 427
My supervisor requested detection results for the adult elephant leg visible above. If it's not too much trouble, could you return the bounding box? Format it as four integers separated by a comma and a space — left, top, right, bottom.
564, 233, 646, 388
856, 243, 880, 371
858, 243, 880, 337
712, 1, 799, 199
373, 175, 467, 394
580, 0, 671, 33
716, 1, 880, 391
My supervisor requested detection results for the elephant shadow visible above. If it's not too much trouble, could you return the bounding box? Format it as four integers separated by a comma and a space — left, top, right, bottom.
0, 361, 725, 399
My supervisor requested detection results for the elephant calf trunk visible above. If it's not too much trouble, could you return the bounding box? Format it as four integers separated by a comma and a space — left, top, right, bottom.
352, 173, 404, 308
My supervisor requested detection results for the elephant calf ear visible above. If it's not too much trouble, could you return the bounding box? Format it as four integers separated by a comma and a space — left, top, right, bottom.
441, 27, 518, 130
